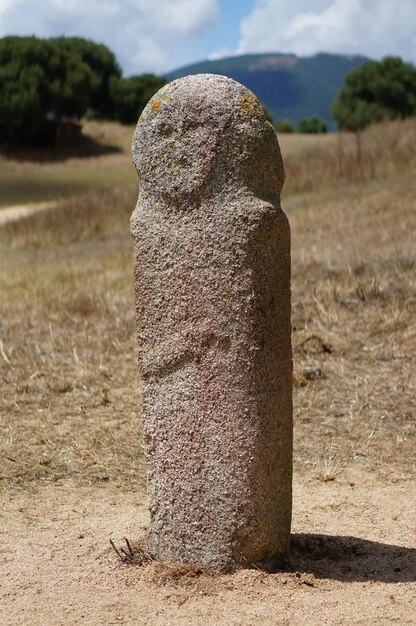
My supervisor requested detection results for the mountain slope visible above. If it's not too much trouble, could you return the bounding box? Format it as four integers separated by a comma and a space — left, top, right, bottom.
166, 53, 368, 130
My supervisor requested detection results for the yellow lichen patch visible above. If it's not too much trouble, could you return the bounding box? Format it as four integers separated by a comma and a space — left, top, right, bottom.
150, 100, 162, 113
149, 94, 168, 114
240, 94, 262, 116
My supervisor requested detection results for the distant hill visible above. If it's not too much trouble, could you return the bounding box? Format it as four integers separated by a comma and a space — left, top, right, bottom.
166, 53, 368, 130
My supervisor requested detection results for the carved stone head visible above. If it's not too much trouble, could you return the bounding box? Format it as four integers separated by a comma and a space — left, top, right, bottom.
132, 74, 285, 205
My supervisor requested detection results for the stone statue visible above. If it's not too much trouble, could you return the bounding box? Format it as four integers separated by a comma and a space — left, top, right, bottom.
131, 74, 292, 571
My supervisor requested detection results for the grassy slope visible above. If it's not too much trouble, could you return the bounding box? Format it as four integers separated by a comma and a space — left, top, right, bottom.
0, 119, 415, 489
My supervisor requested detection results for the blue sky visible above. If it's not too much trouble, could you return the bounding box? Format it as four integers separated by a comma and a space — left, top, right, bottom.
203, 0, 255, 60
0, 0, 415, 76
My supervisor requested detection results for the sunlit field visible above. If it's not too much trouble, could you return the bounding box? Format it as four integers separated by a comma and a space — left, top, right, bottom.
1, 117, 415, 483
0, 118, 415, 625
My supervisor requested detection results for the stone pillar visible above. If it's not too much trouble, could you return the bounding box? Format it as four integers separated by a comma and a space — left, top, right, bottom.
131, 74, 292, 571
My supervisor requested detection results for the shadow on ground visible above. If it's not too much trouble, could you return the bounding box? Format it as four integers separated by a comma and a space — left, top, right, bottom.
0, 136, 122, 163
287, 533, 416, 583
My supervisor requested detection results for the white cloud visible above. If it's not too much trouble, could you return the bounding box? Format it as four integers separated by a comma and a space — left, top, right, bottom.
208, 46, 235, 61
238, 0, 416, 62
0, 0, 219, 74
0, 0, 20, 22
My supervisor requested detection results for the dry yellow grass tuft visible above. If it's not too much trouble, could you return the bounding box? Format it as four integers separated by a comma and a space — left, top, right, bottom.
281, 117, 416, 196
82, 119, 136, 152
288, 165, 415, 478
0, 117, 415, 491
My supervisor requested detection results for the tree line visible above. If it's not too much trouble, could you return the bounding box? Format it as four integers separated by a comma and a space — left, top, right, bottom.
1, 35, 415, 147
273, 117, 327, 134
274, 57, 416, 134
332, 56, 416, 132
0, 36, 165, 145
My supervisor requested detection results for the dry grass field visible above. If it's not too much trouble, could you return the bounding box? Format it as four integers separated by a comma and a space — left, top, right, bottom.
0, 119, 415, 625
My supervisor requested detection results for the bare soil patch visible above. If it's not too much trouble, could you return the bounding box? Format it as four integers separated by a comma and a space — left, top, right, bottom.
1, 474, 415, 625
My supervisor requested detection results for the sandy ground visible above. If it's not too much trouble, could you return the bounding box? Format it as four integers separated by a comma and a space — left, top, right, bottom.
1, 471, 415, 626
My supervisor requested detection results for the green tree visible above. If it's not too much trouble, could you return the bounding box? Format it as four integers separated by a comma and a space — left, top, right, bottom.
298, 116, 327, 134
112, 74, 166, 124
53, 37, 122, 119
273, 119, 294, 133
0, 36, 93, 144
332, 56, 416, 132
0, 35, 166, 145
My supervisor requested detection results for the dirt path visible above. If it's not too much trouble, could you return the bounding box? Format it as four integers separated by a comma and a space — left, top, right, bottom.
0, 201, 58, 226
1, 470, 415, 626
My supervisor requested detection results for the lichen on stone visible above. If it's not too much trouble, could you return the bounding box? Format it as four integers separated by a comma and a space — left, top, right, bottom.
239, 93, 263, 117
150, 100, 162, 113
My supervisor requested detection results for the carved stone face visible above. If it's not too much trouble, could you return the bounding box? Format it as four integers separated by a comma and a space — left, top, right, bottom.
134, 100, 221, 201
132, 74, 285, 204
